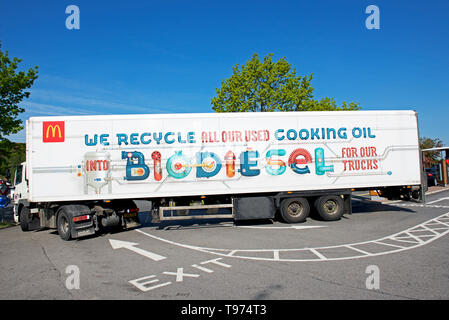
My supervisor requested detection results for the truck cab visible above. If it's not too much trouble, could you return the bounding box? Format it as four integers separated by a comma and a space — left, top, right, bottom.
11, 160, 140, 239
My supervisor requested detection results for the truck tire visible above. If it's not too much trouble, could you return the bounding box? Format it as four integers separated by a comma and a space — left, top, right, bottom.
57, 209, 72, 241
20, 206, 31, 231
280, 197, 310, 223
314, 195, 344, 221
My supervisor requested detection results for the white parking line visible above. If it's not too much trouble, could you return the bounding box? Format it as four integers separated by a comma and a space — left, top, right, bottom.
308, 248, 327, 260
344, 245, 371, 256
135, 211, 449, 262
396, 203, 449, 209
237, 225, 326, 230
372, 241, 405, 249
427, 197, 449, 204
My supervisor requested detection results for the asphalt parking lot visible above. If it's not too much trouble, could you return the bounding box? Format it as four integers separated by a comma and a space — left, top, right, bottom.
1, 189, 449, 301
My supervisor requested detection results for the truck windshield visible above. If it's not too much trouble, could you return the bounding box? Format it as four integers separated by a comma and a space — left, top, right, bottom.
15, 165, 23, 185
0, 181, 6, 195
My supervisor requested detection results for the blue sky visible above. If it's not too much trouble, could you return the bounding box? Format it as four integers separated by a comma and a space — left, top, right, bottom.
1, 0, 448, 144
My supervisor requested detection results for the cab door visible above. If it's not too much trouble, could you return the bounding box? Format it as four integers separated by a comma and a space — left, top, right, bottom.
12, 163, 28, 222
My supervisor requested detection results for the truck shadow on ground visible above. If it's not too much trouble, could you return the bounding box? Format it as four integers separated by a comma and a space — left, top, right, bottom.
39, 199, 418, 238
36, 199, 417, 239
146, 217, 238, 230
350, 199, 415, 214
138, 209, 278, 230
137, 199, 417, 231
47, 227, 127, 240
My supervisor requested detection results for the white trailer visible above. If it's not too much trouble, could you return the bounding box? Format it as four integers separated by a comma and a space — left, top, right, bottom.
12, 110, 424, 240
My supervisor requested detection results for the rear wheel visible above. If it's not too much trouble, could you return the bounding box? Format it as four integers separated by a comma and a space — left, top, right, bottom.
57, 209, 72, 241
280, 197, 310, 223
314, 195, 344, 221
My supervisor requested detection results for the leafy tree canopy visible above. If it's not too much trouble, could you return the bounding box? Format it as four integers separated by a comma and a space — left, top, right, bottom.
211, 53, 361, 113
420, 136, 444, 167
0, 41, 38, 140
0, 140, 25, 181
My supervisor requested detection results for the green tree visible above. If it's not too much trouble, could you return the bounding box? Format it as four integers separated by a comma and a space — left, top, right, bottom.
0, 140, 25, 181
0, 42, 37, 179
420, 136, 443, 168
211, 53, 360, 112
0, 41, 38, 140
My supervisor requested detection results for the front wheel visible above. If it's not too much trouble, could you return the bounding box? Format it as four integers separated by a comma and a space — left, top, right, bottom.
57, 210, 72, 241
314, 195, 344, 221
19, 207, 31, 231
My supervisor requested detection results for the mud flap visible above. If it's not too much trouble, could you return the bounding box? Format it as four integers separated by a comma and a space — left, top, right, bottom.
123, 210, 141, 229
24, 208, 41, 231
71, 223, 95, 239
61, 205, 95, 239
28, 213, 41, 231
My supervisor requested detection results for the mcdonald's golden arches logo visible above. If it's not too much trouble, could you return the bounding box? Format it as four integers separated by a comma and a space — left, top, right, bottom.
43, 121, 65, 143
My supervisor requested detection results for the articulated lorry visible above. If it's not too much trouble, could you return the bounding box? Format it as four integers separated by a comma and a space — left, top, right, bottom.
12, 110, 424, 240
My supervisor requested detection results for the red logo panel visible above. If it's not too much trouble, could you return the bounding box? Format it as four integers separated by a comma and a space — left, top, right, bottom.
43, 121, 65, 143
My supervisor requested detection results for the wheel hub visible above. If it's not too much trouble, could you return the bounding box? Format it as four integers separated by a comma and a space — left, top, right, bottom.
324, 200, 337, 214
288, 202, 303, 216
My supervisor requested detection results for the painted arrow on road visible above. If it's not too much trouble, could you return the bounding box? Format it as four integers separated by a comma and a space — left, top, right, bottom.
109, 239, 166, 261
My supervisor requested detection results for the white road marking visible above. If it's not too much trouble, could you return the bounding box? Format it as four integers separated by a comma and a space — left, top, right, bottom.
395, 203, 449, 209
392, 236, 420, 244
372, 241, 405, 249
128, 275, 172, 292
344, 245, 371, 256
227, 250, 237, 256
426, 188, 449, 195
162, 268, 200, 282
427, 197, 449, 204
420, 224, 440, 236
200, 258, 232, 268
308, 248, 327, 260
237, 225, 326, 230
135, 211, 449, 262
191, 264, 214, 273
109, 239, 166, 261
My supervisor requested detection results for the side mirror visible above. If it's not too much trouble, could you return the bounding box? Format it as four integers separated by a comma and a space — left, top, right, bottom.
5, 168, 11, 181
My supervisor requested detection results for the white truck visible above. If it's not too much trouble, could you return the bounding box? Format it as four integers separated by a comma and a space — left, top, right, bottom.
12, 110, 424, 240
